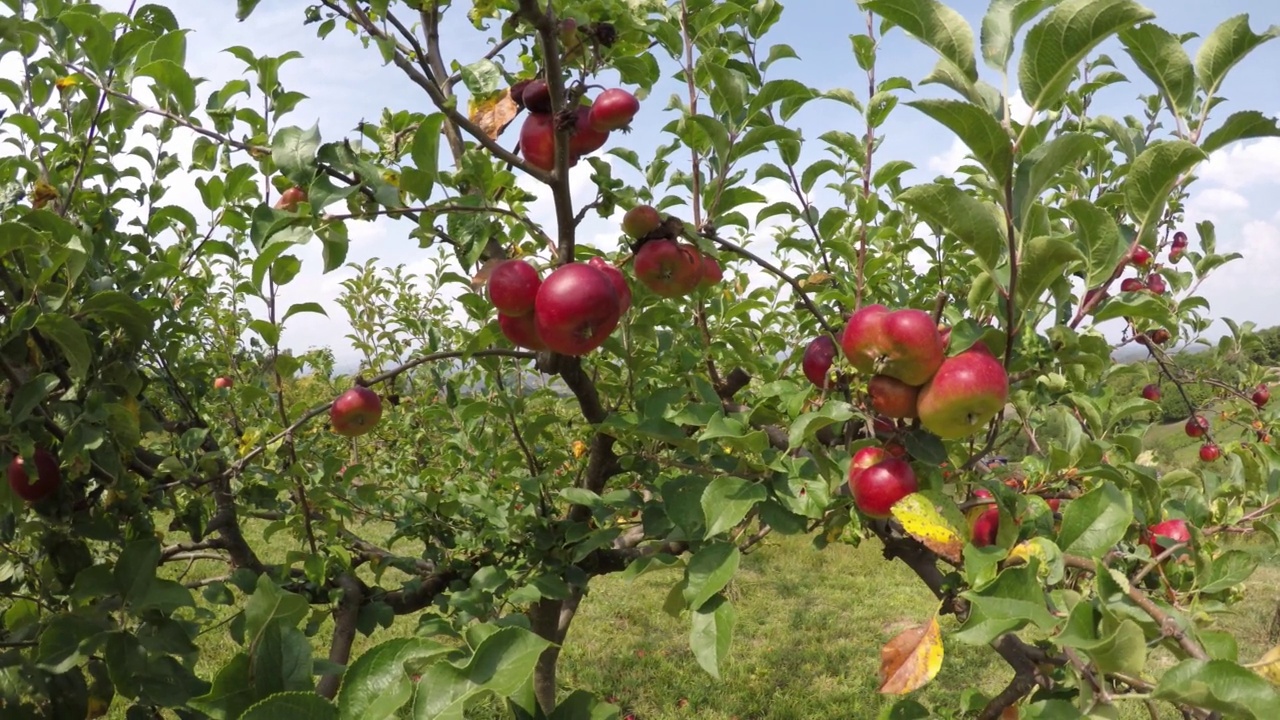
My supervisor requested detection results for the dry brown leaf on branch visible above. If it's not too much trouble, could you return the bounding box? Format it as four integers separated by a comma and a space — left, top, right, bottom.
470, 257, 505, 291
878, 615, 944, 695
469, 92, 520, 140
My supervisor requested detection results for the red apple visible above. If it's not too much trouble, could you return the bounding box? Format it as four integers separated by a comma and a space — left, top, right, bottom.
214, 376, 233, 390
1199, 443, 1221, 462
873, 415, 898, 438
1141, 383, 1161, 402
7, 449, 60, 503
1184, 415, 1209, 438
1148, 328, 1171, 345
486, 259, 542, 317
1130, 246, 1152, 266
633, 239, 700, 298
1169, 242, 1185, 262
522, 79, 552, 113
588, 88, 640, 131
509, 79, 532, 109
587, 257, 631, 316
1047, 498, 1061, 512
970, 506, 1000, 547
867, 374, 920, 419
840, 306, 944, 386
520, 112, 558, 171
846, 446, 888, 490
972, 487, 993, 500
1146, 273, 1167, 294
698, 252, 723, 289
850, 457, 916, 519
802, 335, 838, 389
1253, 385, 1270, 408
331, 387, 383, 437
569, 105, 609, 157
622, 206, 662, 239
274, 186, 307, 211
1120, 278, 1144, 293
883, 441, 908, 459
533, 263, 621, 356
1146, 518, 1191, 558
917, 348, 1010, 439
498, 312, 548, 351
1172, 231, 1188, 244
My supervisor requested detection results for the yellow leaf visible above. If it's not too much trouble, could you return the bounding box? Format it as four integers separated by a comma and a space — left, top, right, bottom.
572, 440, 588, 459
1247, 646, 1280, 684
55, 75, 78, 91
891, 493, 965, 564
878, 616, 944, 694
469, 92, 520, 140
32, 179, 58, 209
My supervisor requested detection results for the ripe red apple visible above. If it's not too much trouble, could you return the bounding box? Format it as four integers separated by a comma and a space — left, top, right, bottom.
1120, 278, 1144, 293
588, 88, 640, 131
970, 506, 1000, 547
1172, 231, 1187, 244
1146, 273, 1167, 294
633, 239, 700, 298
917, 349, 1010, 439
867, 374, 920, 419
569, 106, 609, 157
519, 113, 558, 171
509, 79, 532, 109
1253, 384, 1270, 408
486, 259, 542, 317
1130, 246, 1152, 266
1046, 498, 1061, 512
498, 312, 548, 351
534, 263, 621, 356
846, 446, 888, 489
522, 79, 552, 113
1199, 443, 1221, 462
1141, 383, 1161, 402
1146, 518, 1191, 558
1184, 415, 1209, 438
622, 206, 662, 239
802, 335, 838, 389
274, 186, 307, 211
698, 252, 723, 289
214, 376, 233, 391
7, 449, 60, 503
1147, 328, 1171, 345
840, 306, 944, 386
1169, 242, 1186, 262
587, 257, 631, 316
972, 487, 993, 500
850, 457, 917, 519
937, 324, 952, 350
331, 387, 383, 437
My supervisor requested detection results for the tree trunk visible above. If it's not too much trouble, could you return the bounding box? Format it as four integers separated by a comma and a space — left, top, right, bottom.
528, 589, 584, 713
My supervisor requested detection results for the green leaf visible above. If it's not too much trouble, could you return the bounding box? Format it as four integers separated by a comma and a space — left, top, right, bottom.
236, 0, 262, 21
689, 595, 736, 679
242, 693, 337, 720
1119, 23, 1196, 117
1013, 132, 1099, 229
980, 0, 1061, 72
1200, 550, 1258, 594
9, 373, 59, 425
701, 477, 767, 538
272, 125, 321, 186
189, 653, 256, 720
114, 538, 160, 607
1201, 110, 1280, 154
1092, 292, 1177, 330
1194, 15, 1280, 98
787, 400, 855, 449
956, 564, 1057, 644
38, 613, 106, 673
283, 302, 327, 322
1056, 482, 1132, 558
905, 99, 1012, 185
34, 313, 91, 380
682, 543, 740, 612
1016, 236, 1085, 309
1154, 659, 1280, 719
1124, 140, 1206, 238
548, 690, 621, 720
859, 0, 978, 84
896, 183, 1004, 273
80, 290, 156, 342
244, 574, 309, 645
410, 627, 551, 720
1064, 199, 1126, 286
1018, 0, 1154, 113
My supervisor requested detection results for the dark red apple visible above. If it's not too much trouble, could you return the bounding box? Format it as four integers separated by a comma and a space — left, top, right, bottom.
1199, 443, 1221, 462
1146, 274, 1167, 294
1172, 231, 1187, 244
569, 106, 609, 157
1253, 385, 1270, 408
867, 374, 920, 419
622, 206, 662, 239
1184, 415, 1209, 438
214, 376, 233, 390
970, 506, 1000, 547
873, 415, 897, 438
802, 335, 838, 389
1130, 246, 1152, 266
698, 252, 723, 289
633, 240, 700, 298
1046, 498, 1061, 512
850, 457, 917, 519
510, 79, 532, 109
486, 259, 542, 317
1120, 278, 1145, 293
883, 441, 908, 459
520, 112, 558, 171
7, 449, 60, 503
522, 79, 552, 114
533, 263, 621, 356
1148, 328, 1171, 345
1146, 518, 1191, 558
917, 348, 1010, 439
274, 186, 307, 211
588, 88, 640, 131
331, 387, 383, 437
587, 257, 631, 316
1141, 383, 1161, 402
1169, 242, 1186, 262
498, 312, 548, 351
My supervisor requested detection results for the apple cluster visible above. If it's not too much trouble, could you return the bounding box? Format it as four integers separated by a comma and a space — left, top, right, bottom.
623, 206, 722, 298
512, 78, 640, 172
489, 257, 631, 356
1118, 229, 1191, 294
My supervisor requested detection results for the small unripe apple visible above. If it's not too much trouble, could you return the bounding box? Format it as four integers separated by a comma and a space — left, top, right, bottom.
1184, 415, 1209, 438
1253, 384, 1270, 408
1141, 383, 1161, 402
1130, 246, 1152, 266
7, 449, 61, 503
331, 387, 383, 437
1199, 443, 1221, 462
622, 205, 662, 239
850, 457, 917, 519
802, 335, 838, 389
1120, 278, 1144, 293
1146, 518, 1191, 558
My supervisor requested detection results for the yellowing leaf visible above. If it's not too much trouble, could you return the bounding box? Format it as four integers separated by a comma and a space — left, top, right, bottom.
469, 92, 520, 140
55, 76, 78, 91
32, 179, 58, 209
572, 440, 588, 459
1247, 645, 1280, 684
878, 616, 944, 695
891, 492, 965, 564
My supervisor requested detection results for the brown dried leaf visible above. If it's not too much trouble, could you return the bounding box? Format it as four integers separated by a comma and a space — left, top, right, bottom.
470, 257, 504, 291
469, 92, 520, 140
878, 616, 944, 695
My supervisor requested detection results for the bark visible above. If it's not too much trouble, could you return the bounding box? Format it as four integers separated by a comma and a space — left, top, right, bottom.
528, 589, 584, 713
317, 574, 363, 699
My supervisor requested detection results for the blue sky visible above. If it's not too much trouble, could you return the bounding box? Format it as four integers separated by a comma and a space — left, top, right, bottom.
72, 1, 1280, 366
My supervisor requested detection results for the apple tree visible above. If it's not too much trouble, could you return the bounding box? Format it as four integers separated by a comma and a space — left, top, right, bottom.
2, 0, 1280, 718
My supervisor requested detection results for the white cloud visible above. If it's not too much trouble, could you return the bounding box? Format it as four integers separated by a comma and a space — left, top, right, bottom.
1198, 137, 1280, 189
1185, 187, 1249, 224
926, 136, 968, 176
